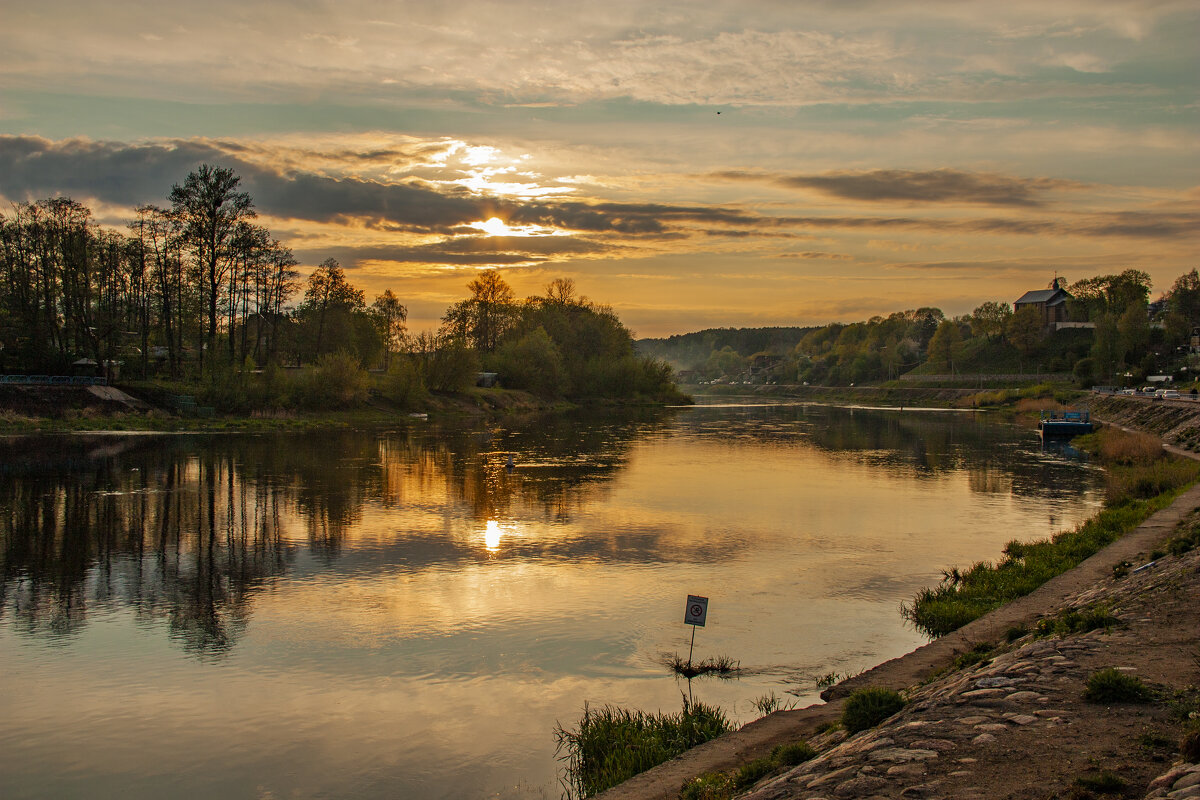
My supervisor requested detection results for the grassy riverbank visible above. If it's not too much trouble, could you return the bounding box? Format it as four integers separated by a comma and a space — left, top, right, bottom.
902, 426, 1200, 638
0, 383, 665, 433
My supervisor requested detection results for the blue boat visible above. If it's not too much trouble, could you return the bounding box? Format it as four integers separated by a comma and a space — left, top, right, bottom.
1038, 409, 1095, 438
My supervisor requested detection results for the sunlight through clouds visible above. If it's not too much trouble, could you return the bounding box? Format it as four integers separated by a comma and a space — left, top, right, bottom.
0, 1, 1195, 335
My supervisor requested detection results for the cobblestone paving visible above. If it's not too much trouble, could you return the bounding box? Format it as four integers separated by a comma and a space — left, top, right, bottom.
739, 547, 1200, 800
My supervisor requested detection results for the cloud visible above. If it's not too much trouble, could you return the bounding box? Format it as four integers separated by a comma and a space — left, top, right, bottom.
714, 168, 1081, 206
776, 252, 855, 260
4, 1, 1187, 112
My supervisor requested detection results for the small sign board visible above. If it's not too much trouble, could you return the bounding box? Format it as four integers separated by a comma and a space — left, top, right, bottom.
684, 595, 709, 627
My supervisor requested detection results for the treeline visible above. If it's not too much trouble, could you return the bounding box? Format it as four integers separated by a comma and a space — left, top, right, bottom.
0, 166, 401, 377
637, 326, 817, 370
656, 268, 1200, 387
0, 164, 681, 409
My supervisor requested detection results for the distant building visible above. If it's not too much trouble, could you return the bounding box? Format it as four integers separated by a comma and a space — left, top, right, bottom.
1015, 278, 1072, 329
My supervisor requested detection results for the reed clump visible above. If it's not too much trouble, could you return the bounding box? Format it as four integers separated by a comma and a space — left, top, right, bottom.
667, 654, 742, 679
554, 699, 732, 798
903, 427, 1200, 639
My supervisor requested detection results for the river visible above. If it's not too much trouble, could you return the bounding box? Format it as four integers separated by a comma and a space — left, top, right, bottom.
0, 401, 1104, 799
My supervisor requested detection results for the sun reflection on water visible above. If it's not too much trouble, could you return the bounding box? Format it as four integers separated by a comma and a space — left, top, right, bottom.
484, 520, 503, 551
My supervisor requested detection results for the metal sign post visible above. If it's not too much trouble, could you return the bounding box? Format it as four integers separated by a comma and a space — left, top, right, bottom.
683, 595, 708, 667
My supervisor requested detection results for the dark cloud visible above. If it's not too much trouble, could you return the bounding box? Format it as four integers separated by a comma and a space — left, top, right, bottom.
714, 168, 1080, 207
0, 138, 1190, 253
244, 170, 486, 233
0, 136, 737, 238
297, 234, 615, 269
0, 136, 231, 206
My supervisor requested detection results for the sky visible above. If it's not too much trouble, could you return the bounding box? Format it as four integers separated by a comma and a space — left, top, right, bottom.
0, 0, 1196, 338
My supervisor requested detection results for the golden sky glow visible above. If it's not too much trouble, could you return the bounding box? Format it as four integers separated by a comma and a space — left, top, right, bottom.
0, 1, 1196, 335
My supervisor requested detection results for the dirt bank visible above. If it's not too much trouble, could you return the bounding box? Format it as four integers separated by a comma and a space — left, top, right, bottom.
0, 384, 150, 418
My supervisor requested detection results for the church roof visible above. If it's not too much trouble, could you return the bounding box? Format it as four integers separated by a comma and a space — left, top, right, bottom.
1015, 288, 1070, 306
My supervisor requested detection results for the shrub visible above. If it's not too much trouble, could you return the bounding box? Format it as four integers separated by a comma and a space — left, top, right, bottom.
771, 741, 816, 766
302, 351, 370, 408
1073, 771, 1126, 794
841, 687, 905, 733
416, 337, 480, 393
377, 357, 425, 407
1083, 668, 1153, 703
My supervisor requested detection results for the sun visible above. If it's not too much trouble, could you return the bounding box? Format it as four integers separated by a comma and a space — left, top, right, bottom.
475, 217, 516, 236
468, 217, 568, 237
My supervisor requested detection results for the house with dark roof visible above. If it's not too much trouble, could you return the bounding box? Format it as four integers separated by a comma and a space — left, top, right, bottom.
1015, 278, 1072, 329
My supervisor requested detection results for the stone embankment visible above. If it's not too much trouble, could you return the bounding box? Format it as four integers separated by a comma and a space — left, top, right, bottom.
1089, 395, 1200, 454
740, 538, 1200, 799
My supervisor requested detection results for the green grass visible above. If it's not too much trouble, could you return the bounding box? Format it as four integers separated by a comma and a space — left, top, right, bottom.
841, 687, 906, 734
902, 429, 1200, 639
1083, 668, 1154, 704
554, 699, 732, 798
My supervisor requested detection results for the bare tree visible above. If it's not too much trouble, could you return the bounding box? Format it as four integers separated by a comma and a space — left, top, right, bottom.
169, 165, 255, 367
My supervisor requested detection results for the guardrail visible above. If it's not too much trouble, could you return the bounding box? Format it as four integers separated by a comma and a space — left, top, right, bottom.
1092, 387, 1200, 401
0, 375, 109, 386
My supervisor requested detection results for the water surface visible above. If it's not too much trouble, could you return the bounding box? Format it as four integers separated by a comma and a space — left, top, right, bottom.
0, 402, 1104, 799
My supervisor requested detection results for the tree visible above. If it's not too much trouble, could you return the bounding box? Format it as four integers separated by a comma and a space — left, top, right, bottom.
441, 270, 517, 353
1006, 306, 1044, 356
1117, 302, 1150, 365
371, 289, 408, 369
169, 164, 255, 365
298, 258, 366, 360
543, 277, 580, 305
1067, 269, 1152, 321
927, 319, 963, 371
1168, 269, 1200, 323
1091, 313, 1119, 379
493, 327, 566, 396
970, 301, 1012, 342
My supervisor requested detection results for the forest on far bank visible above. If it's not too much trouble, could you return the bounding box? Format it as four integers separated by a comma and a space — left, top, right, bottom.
637, 268, 1200, 389
0, 165, 682, 411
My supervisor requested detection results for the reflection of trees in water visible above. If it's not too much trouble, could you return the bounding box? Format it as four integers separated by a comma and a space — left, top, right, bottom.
0, 411, 673, 652
380, 408, 675, 523
0, 436, 291, 656
686, 405, 1097, 500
